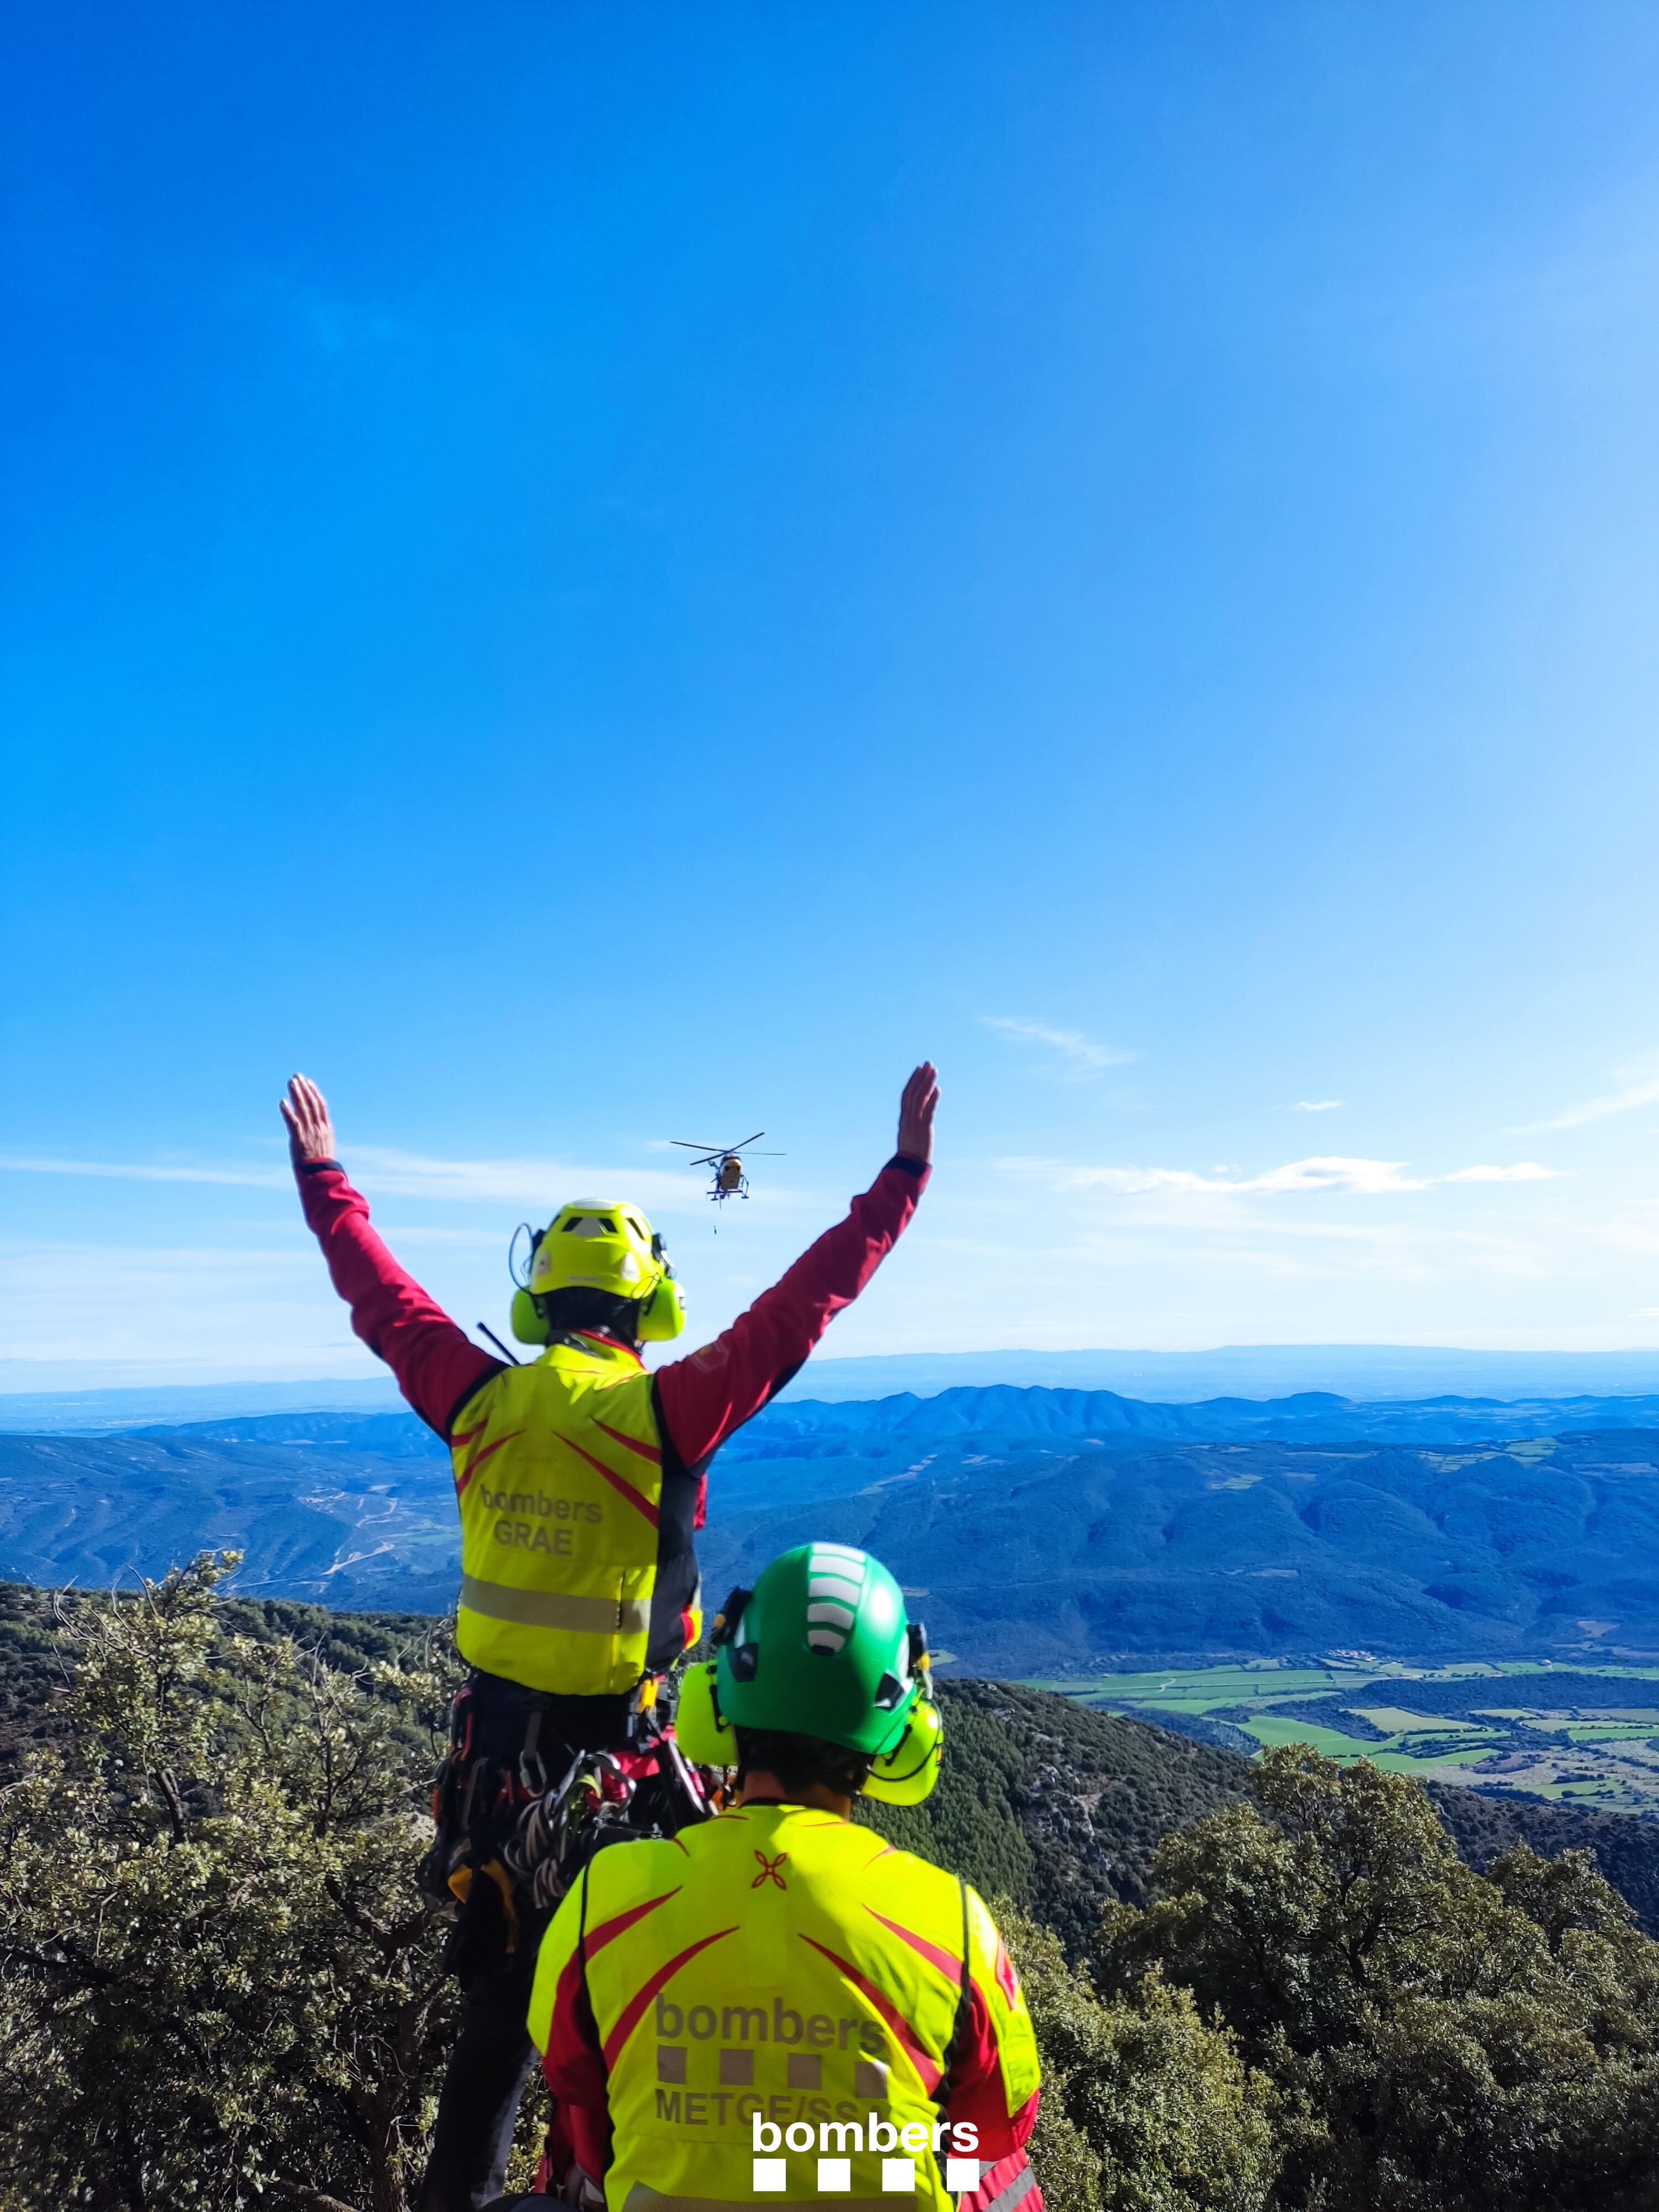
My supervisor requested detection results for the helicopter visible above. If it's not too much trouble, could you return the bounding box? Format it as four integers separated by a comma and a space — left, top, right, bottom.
669, 1131, 783, 1206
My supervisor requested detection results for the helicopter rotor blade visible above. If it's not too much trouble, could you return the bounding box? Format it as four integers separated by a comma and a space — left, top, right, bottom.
724, 1133, 766, 1152
670, 1141, 726, 1152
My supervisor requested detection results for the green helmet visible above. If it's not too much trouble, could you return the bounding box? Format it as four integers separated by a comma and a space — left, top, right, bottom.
674, 1543, 944, 1804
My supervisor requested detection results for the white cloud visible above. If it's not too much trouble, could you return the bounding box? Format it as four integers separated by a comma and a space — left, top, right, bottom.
0, 1239, 373, 1374
349, 1146, 697, 1211
1444, 1163, 1564, 1183
0, 1146, 707, 1214
1248, 1157, 1427, 1195
368, 1225, 506, 1248
1541, 1069, 1659, 1129
0, 1155, 286, 1189
979, 1016, 1134, 1073
1597, 1221, 1659, 1256
1293, 1100, 1343, 1113
1002, 1155, 1571, 1199
997, 1154, 1428, 1196
951, 1173, 1561, 1316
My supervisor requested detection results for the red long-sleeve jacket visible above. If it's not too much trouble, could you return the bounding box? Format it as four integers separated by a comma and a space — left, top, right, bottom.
294, 1152, 928, 1673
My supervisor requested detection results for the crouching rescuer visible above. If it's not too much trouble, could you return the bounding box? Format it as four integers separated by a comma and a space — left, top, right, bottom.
526, 1545, 1043, 2212
279, 1068, 938, 2212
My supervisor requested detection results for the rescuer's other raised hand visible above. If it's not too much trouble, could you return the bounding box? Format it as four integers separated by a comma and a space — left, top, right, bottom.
896, 1061, 940, 1167
280, 1073, 337, 1165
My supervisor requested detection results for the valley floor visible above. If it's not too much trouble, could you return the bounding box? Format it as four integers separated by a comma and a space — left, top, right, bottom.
1037, 1658, 1659, 1814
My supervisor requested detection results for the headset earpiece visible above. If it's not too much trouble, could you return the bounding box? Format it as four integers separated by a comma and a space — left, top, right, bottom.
637, 1272, 687, 1342
861, 1694, 943, 1804
672, 1660, 736, 1766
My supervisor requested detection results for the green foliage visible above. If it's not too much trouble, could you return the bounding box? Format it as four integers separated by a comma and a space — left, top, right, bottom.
999, 1904, 1277, 2212
8, 1575, 1659, 2212
1427, 1781, 1659, 1940
858, 1679, 1247, 1953
0, 1554, 461, 2212
1094, 1745, 1659, 2211
0, 1578, 67, 1771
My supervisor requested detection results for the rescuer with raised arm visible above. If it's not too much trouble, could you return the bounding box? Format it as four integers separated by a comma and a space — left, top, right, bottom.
280, 1067, 939, 2212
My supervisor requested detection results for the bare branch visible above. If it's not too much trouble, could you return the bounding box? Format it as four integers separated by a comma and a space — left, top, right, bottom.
268, 2178, 364, 2212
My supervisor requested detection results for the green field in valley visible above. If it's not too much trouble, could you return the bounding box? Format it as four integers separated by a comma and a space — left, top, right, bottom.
1026, 1658, 1659, 1812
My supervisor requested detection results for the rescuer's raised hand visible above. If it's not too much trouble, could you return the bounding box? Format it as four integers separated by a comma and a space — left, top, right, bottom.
280, 1073, 338, 1166
896, 1062, 940, 1167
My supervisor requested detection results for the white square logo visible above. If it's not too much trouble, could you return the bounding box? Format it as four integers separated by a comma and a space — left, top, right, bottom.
880, 2158, 916, 2194
752, 2158, 787, 2192
946, 2159, 983, 2194
817, 2157, 852, 2192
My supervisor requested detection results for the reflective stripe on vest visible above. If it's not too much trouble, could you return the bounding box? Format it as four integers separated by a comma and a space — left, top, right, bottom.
529, 1804, 1042, 2212
971, 2157, 1040, 2212
618, 2192, 893, 2212
457, 1575, 653, 1637
450, 1336, 665, 1695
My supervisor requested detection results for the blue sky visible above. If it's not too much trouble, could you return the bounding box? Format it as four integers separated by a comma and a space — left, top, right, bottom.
4, 2, 1659, 1388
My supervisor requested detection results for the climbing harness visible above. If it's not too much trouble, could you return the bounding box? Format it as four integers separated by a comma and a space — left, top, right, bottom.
423, 1672, 714, 1953
504, 1725, 711, 1911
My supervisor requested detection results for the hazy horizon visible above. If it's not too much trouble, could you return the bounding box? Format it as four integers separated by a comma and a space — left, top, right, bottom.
11, 1339, 1659, 1429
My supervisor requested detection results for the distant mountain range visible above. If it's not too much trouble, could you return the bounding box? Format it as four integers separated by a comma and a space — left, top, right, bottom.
771, 1345, 1659, 1405
727, 1383, 1659, 1448
701, 1413, 1659, 1674
9, 1343, 1659, 1426
0, 1377, 404, 1433
4, 1384, 1659, 1669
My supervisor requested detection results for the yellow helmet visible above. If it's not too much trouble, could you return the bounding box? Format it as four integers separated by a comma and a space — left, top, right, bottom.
509, 1201, 687, 1345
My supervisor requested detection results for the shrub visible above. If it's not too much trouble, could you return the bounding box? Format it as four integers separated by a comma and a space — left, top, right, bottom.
0, 1554, 458, 2212
1092, 1745, 1659, 2211
1000, 1903, 1277, 2212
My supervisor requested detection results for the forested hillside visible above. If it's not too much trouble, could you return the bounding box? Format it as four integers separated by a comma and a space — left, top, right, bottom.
7, 1571, 1659, 1941
8, 1396, 1659, 1665
6, 1566, 1659, 2210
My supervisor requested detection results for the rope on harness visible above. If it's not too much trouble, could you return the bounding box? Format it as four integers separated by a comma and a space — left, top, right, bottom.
425, 1676, 716, 1929
505, 1751, 624, 1912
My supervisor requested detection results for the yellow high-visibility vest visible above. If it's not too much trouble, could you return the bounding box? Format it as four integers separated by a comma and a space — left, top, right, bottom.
529, 1803, 1041, 2212
451, 1335, 669, 1694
